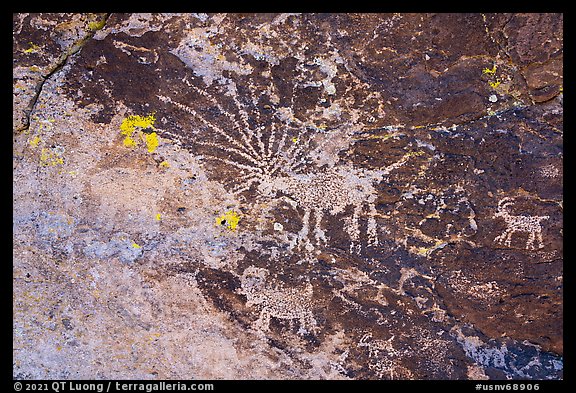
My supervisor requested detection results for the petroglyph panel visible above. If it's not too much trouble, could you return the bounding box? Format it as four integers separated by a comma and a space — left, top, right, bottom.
14, 13, 562, 379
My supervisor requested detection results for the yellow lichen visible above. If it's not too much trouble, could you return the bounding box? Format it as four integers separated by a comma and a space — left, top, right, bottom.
364, 133, 398, 141
145, 132, 159, 153
29, 136, 41, 148
23, 42, 40, 54
159, 160, 170, 168
416, 247, 430, 256
131, 242, 141, 249
405, 150, 425, 158
87, 18, 107, 31
482, 64, 503, 90
120, 113, 157, 151
39, 148, 64, 166
216, 210, 240, 231
482, 65, 497, 75
120, 113, 156, 135
292, 137, 299, 143
155, 213, 162, 221
489, 80, 501, 89
123, 136, 137, 148
415, 240, 446, 257
147, 332, 162, 342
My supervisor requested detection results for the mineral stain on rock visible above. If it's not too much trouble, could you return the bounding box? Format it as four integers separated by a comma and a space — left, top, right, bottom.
13, 13, 562, 380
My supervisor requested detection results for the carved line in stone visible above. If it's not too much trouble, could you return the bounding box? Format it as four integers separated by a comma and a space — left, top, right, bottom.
158, 78, 417, 255
494, 197, 549, 250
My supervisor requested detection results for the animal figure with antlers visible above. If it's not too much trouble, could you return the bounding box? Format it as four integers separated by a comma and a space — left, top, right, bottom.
156, 80, 416, 255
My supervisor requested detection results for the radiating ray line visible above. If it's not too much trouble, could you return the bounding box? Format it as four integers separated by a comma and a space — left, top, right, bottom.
273, 112, 321, 171
234, 171, 263, 182
312, 209, 327, 245
265, 121, 278, 160
263, 109, 297, 176
157, 94, 262, 161
287, 125, 342, 172
227, 86, 269, 159
349, 205, 362, 254
273, 124, 292, 161
186, 83, 262, 159
245, 81, 263, 125
287, 131, 324, 172
229, 88, 253, 131
283, 126, 315, 167
200, 154, 264, 174
297, 209, 311, 248
268, 121, 301, 176
195, 141, 264, 167
254, 125, 267, 158
230, 177, 261, 195
289, 77, 298, 109
242, 77, 268, 158
230, 171, 262, 189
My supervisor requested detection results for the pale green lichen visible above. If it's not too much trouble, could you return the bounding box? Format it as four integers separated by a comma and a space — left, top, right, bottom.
415, 240, 447, 257
39, 147, 64, 166
29, 136, 41, 148
87, 18, 107, 31
23, 42, 40, 54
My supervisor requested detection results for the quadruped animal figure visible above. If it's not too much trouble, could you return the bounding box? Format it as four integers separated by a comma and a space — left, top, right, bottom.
494, 197, 549, 250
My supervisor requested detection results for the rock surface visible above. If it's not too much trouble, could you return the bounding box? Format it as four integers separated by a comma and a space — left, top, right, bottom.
13, 13, 563, 380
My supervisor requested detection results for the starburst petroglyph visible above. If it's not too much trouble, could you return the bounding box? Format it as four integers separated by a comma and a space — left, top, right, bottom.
494, 197, 549, 250
157, 71, 415, 254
